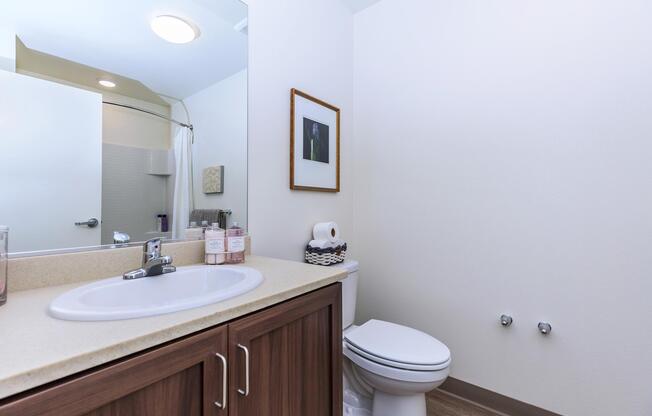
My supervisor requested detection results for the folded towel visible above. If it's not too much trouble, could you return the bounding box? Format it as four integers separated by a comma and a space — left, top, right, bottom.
309, 239, 346, 249
309, 239, 334, 249
190, 209, 221, 226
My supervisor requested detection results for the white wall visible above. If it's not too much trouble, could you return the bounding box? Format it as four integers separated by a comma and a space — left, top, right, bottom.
172, 70, 248, 228
353, 1, 652, 415
103, 96, 170, 150
244, 0, 355, 261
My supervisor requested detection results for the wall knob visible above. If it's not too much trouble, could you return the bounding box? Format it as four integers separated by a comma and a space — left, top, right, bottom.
538, 322, 552, 335
500, 314, 513, 327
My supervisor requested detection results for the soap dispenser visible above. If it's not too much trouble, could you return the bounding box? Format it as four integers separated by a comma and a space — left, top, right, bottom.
205, 223, 226, 265
226, 222, 245, 264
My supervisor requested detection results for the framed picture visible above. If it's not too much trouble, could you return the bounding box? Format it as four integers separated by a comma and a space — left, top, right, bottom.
202, 165, 224, 194
290, 88, 340, 192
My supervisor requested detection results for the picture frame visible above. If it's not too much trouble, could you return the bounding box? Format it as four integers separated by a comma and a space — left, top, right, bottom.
290, 88, 340, 192
202, 165, 224, 194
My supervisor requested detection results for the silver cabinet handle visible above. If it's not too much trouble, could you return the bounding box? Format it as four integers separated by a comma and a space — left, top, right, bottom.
214, 353, 227, 409
237, 344, 250, 396
75, 218, 99, 228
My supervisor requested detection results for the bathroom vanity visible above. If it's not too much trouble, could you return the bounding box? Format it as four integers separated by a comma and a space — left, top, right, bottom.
0, 284, 342, 415
0, 256, 346, 416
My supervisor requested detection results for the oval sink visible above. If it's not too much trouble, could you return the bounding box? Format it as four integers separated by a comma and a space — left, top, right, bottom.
49, 265, 264, 321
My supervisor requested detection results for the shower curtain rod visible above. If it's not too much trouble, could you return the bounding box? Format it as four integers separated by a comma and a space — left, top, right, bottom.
102, 101, 194, 130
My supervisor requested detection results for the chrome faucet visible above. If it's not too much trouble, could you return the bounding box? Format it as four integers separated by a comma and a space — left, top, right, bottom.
123, 238, 176, 280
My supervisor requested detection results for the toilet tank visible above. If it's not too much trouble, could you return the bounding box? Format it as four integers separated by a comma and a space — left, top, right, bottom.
338, 260, 359, 330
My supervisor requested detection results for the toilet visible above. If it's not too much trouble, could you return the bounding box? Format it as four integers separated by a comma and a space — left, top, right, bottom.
339, 260, 451, 416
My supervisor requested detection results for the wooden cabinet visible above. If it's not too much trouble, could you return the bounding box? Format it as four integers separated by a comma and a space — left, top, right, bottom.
229, 283, 342, 416
0, 283, 341, 416
0, 325, 228, 416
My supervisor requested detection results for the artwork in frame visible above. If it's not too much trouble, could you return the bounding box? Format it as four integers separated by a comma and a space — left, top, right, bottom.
202, 165, 224, 194
290, 88, 340, 192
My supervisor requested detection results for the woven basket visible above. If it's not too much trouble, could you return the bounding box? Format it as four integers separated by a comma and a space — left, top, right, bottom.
305, 243, 347, 266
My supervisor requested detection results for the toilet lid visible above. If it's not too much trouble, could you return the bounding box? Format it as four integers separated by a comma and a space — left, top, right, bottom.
344, 320, 450, 368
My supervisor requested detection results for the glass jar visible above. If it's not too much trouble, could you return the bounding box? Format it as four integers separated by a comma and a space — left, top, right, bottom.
205, 223, 226, 265
225, 222, 246, 264
0, 226, 8, 306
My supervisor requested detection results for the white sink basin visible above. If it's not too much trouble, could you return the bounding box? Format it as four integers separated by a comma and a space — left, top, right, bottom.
49, 265, 264, 321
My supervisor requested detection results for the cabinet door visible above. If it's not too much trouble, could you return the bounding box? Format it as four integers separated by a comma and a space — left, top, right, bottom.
228, 283, 342, 416
0, 326, 228, 416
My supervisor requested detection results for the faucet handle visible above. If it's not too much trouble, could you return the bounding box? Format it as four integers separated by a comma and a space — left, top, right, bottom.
143, 238, 162, 256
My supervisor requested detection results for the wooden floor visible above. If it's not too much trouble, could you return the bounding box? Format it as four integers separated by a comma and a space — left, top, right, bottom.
427, 389, 505, 416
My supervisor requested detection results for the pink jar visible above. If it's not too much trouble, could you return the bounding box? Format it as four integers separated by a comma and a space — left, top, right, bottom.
225, 222, 245, 264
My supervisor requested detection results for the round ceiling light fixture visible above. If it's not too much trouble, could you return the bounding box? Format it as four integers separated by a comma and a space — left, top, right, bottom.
98, 79, 116, 88
151, 15, 200, 44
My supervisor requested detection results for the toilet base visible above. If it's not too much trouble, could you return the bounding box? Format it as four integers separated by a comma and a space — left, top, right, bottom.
372, 391, 427, 416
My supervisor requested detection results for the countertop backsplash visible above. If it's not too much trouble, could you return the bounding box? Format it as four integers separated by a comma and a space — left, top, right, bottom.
7, 237, 251, 293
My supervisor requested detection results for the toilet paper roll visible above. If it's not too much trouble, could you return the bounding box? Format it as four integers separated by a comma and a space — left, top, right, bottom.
313, 222, 340, 242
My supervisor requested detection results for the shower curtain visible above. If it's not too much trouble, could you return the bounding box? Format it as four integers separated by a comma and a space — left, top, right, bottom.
172, 127, 193, 239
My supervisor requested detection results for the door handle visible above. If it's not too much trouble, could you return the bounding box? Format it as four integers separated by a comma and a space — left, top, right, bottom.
75, 218, 99, 228
214, 352, 227, 409
237, 344, 250, 396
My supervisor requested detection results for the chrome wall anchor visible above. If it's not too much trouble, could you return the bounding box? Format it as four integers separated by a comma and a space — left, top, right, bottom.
538, 322, 552, 335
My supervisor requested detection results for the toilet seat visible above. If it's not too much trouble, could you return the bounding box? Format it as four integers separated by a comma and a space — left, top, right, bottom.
344, 320, 451, 370
345, 341, 451, 372
344, 343, 449, 384
343, 319, 451, 384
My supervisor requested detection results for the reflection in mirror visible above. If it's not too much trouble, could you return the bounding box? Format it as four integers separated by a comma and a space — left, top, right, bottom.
0, 0, 248, 254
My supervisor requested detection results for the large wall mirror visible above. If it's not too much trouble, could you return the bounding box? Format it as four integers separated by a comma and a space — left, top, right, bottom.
0, 0, 248, 255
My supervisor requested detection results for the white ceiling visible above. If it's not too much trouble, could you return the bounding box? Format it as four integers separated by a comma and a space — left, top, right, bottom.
0, 0, 248, 99
343, 0, 383, 13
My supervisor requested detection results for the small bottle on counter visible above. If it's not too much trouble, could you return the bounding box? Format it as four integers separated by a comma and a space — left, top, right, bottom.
160, 214, 169, 233
201, 220, 209, 237
205, 223, 226, 265
184, 221, 204, 240
226, 222, 246, 264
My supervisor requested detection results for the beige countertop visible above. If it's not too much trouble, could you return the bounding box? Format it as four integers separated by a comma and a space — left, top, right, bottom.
0, 256, 346, 400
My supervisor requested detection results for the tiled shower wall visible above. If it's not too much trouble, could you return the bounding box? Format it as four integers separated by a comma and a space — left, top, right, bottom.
101, 143, 170, 244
